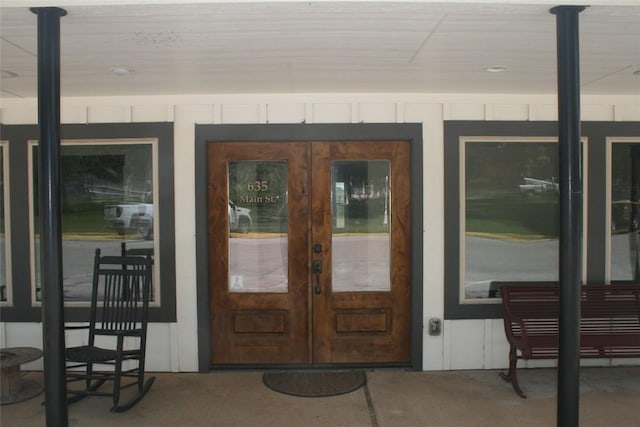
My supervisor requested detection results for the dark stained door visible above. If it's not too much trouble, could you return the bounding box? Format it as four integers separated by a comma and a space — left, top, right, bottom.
310, 141, 411, 363
208, 140, 410, 365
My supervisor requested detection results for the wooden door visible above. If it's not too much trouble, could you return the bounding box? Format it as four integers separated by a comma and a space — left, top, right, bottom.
310, 141, 411, 363
208, 140, 411, 365
208, 142, 310, 364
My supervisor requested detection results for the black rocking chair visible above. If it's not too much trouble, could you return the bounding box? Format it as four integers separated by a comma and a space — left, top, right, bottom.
65, 248, 155, 412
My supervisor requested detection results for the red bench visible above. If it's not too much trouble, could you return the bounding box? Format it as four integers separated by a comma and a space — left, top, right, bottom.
499, 283, 640, 398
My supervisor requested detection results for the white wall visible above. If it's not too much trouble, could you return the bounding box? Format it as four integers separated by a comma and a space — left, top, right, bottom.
1, 93, 639, 372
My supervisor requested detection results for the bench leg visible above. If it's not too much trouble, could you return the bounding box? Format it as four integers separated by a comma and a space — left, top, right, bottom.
498, 347, 526, 398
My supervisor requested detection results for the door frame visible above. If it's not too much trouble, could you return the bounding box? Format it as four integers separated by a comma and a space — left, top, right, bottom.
195, 123, 423, 371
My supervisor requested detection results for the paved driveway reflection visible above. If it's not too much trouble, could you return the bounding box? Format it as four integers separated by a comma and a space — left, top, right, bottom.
228, 234, 390, 293
33, 238, 153, 301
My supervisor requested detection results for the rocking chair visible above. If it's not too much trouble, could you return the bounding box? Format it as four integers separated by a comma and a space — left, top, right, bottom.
65, 248, 155, 412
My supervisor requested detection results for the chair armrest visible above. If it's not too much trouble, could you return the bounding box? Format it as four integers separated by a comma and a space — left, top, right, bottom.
65, 325, 90, 330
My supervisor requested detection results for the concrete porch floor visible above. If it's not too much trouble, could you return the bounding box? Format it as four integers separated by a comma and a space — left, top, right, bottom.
2, 367, 639, 427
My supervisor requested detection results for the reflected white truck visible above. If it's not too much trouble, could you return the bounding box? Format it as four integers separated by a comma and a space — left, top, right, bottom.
228, 201, 252, 233
104, 200, 251, 240
519, 177, 559, 195
104, 203, 154, 240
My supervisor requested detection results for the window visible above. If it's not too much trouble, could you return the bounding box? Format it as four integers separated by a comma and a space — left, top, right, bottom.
0, 142, 10, 305
608, 138, 640, 282
444, 121, 600, 319
331, 160, 391, 292
29, 139, 159, 304
461, 137, 561, 301
227, 160, 288, 293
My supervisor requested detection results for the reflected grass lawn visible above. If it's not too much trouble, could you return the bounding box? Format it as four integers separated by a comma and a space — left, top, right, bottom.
466, 194, 559, 239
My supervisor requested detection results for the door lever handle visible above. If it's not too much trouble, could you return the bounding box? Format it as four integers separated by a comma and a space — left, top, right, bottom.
313, 260, 322, 294
313, 259, 322, 274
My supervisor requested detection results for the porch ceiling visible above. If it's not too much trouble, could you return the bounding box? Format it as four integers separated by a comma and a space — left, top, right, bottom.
1, 1, 639, 99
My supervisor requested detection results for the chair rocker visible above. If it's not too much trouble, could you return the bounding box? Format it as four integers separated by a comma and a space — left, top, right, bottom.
65, 248, 155, 412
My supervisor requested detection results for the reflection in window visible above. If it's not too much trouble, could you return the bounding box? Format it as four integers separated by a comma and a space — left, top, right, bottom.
30, 140, 157, 303
0, 144, 8, 303
228, 161, 288, 293
610, 141, 640, 281
463, 139, 559, 299
331, 160, 391, 292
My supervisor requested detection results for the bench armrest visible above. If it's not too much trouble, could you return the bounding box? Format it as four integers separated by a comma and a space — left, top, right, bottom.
504, 317, 530, 350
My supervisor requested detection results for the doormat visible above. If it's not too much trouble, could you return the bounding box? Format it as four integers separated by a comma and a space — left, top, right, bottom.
263, 371, 366, 397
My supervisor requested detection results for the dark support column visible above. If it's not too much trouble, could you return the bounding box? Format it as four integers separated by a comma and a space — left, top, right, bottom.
550, 5, 586, 427
30, 7, 68, 427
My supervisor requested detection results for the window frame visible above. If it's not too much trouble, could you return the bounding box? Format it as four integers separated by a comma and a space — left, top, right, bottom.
0, 141, 12, 306
0, 122, 175, 322
194, 122, 424, 372
606, 136, 640, 283
445, 120, 640, 319
461, 136, 566, 304
27, 138, 161, 307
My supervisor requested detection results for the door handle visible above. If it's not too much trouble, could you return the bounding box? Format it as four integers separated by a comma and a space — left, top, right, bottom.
313, 260, 322, 294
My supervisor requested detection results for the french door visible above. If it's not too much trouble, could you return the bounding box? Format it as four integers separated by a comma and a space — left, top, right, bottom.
208, 140, 411, 365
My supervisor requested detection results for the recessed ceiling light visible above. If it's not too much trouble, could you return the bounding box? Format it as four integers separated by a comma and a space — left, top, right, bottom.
485, 66, 507, 73
110, 66, 134, 76
0, 70, 18, 79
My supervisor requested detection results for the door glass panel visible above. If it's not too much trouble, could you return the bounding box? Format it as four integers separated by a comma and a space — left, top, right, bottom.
331, 160, 391, 292
228, 161, 288, 293
610, 142, 640, 281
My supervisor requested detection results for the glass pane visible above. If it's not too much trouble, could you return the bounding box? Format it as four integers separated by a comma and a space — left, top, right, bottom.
228, 161, 288, 293
610, 142, 640, 281
0, 146, 6, 302
464, 140, 559, 299
331, 160, 391, 292
32, 142, 156, 302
